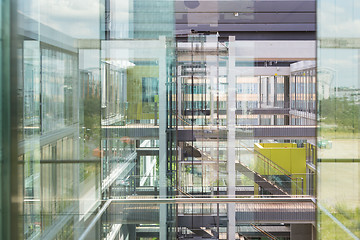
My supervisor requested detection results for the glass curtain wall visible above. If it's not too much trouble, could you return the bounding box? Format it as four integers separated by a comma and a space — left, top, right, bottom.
16, 0, 177, 239
318, 0, 360, 239
173, 0, 316, 238
17, 0, 102, 239
0, 0, 322, 239
100, 0, 175, 239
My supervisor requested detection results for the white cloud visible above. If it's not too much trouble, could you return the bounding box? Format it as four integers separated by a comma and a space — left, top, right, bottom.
319, 0, 360, 38
23, 0, 101, 39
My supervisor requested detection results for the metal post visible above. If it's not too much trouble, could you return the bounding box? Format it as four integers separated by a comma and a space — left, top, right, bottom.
227, 36, 236, 240
159, 36, 167, 240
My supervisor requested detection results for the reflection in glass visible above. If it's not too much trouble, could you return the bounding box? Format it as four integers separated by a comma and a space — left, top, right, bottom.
0, 0, 324, 239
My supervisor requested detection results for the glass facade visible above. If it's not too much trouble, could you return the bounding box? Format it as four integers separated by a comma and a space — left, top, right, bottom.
317, 0, 360, 239
0, 0, 358, 239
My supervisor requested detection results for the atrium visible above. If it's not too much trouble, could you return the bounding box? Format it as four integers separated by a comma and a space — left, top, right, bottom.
0, 0, 359, 239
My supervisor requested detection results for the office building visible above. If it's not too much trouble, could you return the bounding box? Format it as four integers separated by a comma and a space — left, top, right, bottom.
0, 0, 358, 239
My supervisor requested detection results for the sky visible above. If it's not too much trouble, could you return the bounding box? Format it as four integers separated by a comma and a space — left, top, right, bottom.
318, 0, 360, 88
18, 0, 102, 39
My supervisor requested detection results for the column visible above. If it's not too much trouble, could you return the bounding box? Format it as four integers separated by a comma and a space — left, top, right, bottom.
227, 36, 236, 239
159, 36, 167, 240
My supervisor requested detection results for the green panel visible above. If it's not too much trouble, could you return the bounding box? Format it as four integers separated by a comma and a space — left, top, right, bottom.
255, 143, 307, 194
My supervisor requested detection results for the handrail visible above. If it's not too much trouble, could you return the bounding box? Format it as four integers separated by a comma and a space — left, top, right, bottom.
78, 199, 113, 240
238, 141, 304, 194
238, 142, 292, 178
110, 197, 316, 204
177, 115, 192, 126
254, 152, 304, 195
177, 187, 194, 198
251, 224, 278, 240
255, 153, 293, 179
188, 143, 292, 195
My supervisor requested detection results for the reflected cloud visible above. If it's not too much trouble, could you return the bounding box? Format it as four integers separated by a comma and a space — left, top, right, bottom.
23, 0, 100, 39
319, 0, 360, 38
